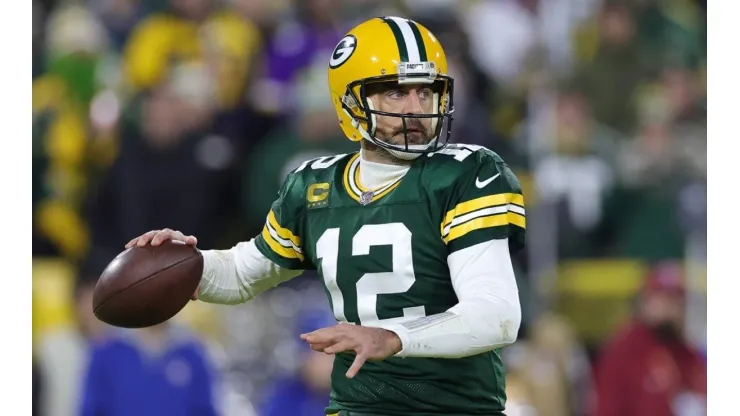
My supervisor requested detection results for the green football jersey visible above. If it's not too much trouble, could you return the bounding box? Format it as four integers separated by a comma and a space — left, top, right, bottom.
254, 144, 526, 416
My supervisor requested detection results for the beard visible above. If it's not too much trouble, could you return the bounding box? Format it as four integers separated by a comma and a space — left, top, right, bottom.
386, 119, 432, 146
650, 321, 683, 344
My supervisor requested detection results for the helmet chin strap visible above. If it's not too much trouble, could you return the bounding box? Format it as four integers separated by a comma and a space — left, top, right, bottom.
349, 98, 439, 161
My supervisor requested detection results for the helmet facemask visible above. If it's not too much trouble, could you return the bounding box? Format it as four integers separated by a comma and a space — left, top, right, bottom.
340, 66, 455, 160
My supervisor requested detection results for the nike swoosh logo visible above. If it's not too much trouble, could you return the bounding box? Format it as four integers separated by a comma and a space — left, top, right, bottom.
475, 173, 500, 188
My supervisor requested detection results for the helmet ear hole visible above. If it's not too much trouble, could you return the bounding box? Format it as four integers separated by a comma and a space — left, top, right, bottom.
342, 91, 359, 109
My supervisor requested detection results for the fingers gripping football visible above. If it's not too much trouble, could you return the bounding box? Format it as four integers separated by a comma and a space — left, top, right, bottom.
125, 229, 198, 249
124, 229, 200, 300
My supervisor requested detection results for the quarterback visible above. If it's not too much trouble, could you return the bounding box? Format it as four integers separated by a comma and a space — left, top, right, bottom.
128, 16, 525, 416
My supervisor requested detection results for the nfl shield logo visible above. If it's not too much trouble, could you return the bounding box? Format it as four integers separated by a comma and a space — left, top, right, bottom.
360, 191, 374, 205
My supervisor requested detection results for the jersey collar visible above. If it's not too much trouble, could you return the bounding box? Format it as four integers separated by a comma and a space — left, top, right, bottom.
342, 153, 404, 205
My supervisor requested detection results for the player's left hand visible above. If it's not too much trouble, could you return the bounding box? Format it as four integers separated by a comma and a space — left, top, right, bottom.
300, 323, 402, 378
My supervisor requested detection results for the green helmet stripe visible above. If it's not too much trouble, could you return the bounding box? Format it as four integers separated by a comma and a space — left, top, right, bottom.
407, 21, 428, 62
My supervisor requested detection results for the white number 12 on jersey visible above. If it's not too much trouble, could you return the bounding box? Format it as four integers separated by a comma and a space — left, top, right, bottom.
316, 223, 426, 326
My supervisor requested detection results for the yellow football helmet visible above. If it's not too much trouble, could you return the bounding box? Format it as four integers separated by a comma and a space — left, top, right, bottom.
327, 16, 455, 159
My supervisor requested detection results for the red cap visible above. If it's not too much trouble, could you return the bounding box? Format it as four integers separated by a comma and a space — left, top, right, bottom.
643, 262, 685, 296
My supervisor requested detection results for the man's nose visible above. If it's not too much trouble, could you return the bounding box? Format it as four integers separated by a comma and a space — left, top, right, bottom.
403, 89, 425, 114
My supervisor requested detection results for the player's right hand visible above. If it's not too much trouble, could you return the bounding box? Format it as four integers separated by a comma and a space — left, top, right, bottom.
125, 229, 198, 249
125, 229, 200, 301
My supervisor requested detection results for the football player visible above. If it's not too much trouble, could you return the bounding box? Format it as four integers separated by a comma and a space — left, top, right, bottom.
128, 16, 525, 416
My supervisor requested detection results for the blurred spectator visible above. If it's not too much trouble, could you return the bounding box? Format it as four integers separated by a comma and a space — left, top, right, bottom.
119, 0, 267, 232
85, 73, 236, 255
504, 312, 592, 416
258, 308, 335, 416
599, 80, 704, 260
243, 59, 355, 232
619, 103, 695, 188
530, 90, 618, 259
32, 76, 89, 259
80, 324, 219, 416
594, 263, 706, 416
44, 4, 111, 107
198, 5, 263, 111
123, 0, 262, 106
36, 259, 109, 416
462, 0, 538, 88
632, 0, 706, 73
460, 0, 541, 139
503, 371, 538, 416
251, 0, 346, 115
199, 1, 274, 175
32, 3, 111, 260
537, 0, 603, 76
573, 1, 645, 133
122, 0, 208, 90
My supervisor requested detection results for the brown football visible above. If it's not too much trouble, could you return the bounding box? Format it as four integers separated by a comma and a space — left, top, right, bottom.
92, 240, 203, 328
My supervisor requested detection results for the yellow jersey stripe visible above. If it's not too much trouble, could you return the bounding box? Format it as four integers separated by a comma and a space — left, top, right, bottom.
441, 193, 523, 234
509, 193, 524, 206
343, 154, 362, 202
267, 210, 301, 246
373, 180, 402, 199
444, 212, 525, 244
354, 159, 368, 192
509, 212, 526, 229
261, 227, 305, 261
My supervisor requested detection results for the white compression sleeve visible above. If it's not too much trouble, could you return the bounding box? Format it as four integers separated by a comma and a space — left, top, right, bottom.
197, 239, 303, 305
377, 239, 521, 358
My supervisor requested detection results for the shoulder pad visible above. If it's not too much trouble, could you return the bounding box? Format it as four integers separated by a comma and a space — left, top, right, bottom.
279, 152, 354, 198
422, 144, 506, 188
426, 143, 503, 169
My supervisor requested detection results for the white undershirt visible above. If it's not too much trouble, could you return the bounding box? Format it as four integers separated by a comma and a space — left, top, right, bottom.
198, 153, 521, 357
357, 150, 411, 189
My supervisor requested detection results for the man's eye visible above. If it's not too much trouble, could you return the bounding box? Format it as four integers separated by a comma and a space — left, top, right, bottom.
387, 90, 404, 98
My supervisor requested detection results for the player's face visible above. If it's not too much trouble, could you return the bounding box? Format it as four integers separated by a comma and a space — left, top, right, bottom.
367, 83, 435, 147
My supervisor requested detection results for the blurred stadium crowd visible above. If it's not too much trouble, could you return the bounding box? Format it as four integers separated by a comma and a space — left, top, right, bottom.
31, 0, 707, 415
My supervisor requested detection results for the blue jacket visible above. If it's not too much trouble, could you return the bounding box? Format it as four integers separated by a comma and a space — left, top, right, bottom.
79, 327, 218, 416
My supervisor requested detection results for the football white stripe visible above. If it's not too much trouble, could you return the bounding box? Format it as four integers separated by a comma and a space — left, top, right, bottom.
388, 17, 420, 63
266, 220, 302, 253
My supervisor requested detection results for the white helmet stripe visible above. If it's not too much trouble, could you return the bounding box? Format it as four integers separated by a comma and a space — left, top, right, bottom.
386, 17, 421, 63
